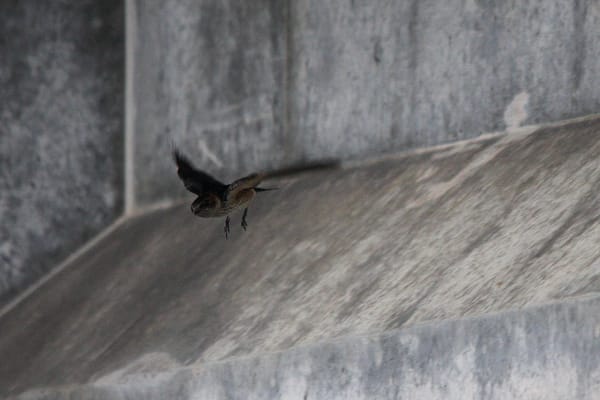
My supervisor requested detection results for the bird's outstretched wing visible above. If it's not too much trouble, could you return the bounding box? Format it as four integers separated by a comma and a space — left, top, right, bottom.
173, 150, 227, 195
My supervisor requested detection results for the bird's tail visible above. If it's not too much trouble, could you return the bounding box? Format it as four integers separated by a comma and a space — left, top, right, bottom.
263, 159, 341, 179
255, 187, 278, 192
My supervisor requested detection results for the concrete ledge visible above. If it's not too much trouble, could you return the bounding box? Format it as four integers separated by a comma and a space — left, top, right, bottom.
16, 296, 600, 399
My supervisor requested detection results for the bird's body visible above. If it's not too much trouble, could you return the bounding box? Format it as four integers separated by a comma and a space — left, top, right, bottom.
173, 150, 273, 238
190, 183, 256, 218
190, 194, 243, 218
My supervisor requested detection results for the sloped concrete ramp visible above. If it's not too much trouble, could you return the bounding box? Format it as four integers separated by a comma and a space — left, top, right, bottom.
3, 116, 600, 398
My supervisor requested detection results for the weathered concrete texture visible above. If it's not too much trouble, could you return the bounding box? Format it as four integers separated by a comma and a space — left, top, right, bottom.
2, 116, 600, 396
291, 0, 600, 159
134, 0, 600, 206
134, 0, 288, 205
0, 1, 124, 304
15, 296, 600, 400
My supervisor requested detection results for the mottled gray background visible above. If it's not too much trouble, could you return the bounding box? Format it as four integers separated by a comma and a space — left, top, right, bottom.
134, 0, 600, 205
3, 1, 600, 398
0, 1, 124, 304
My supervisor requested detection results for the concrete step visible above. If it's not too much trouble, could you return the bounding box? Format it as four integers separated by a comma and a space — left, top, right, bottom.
3, 115, 600, 398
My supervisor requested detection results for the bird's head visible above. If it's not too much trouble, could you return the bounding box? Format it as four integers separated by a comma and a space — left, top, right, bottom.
190, 196, 218, 216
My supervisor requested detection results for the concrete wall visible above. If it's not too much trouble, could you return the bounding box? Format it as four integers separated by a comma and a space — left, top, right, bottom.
0, 1, 124, 304
290, 0, 600, 158
133, 0, 600, 206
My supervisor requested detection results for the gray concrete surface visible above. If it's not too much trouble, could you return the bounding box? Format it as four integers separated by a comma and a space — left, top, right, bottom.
133, 0, 288, 204
0, 1, 124, 304
134, 0, 600, 206
15, 296, 600, 400
2, 116, 600, 397
290, 0, 600, 159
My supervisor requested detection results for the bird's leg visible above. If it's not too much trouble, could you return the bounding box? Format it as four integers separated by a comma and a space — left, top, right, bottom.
224, 216, 231, 239
241, 208, 248, 231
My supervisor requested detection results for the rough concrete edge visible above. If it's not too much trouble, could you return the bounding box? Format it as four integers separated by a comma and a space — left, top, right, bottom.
169, 293, 600, 375
0, 216, 128, 320
0, 196, 192, 320
340, 112, 600, 170
14, 293, 600, 399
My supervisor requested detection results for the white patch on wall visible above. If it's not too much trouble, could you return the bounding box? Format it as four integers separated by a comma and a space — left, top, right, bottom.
197, 139, 224, 168
504, 91, 530, 131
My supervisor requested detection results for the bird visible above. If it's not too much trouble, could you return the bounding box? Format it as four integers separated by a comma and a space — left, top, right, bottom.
174, 148, 340, 239
173, 149, 277, 239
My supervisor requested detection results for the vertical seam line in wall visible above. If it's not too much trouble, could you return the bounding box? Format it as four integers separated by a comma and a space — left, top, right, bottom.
283, 0, 294, 162
125, 0, 136, 214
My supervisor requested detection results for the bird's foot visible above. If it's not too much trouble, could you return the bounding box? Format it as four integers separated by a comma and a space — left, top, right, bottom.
224, 216, 231, 239
241, 208, 248, 231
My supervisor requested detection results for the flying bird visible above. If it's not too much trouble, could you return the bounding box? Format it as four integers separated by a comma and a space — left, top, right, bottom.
174, 149, 340, 239
173, 150, 276, 239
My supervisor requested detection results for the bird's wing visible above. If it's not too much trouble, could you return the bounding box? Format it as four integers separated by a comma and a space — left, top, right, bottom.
173, 150, 226, 195
226, 173, 265, 198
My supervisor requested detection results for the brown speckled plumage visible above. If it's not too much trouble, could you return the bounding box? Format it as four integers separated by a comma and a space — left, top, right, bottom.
173, 150, 274, 239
